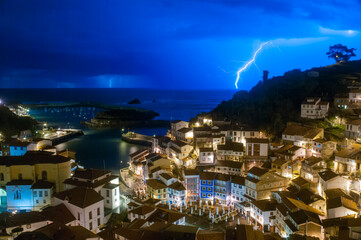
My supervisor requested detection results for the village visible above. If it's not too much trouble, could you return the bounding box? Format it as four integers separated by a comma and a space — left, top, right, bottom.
2, 84, 361, 239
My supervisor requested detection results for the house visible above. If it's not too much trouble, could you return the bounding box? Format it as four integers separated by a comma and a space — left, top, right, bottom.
250, 199, 277, 232
183, 169, 200, 202
198, 148, 215, 165
295, 189, 326, 215
167, 140, 193, 166
274, 145, 306, 161
271, 159, 292, 178
17, 223, 102, 240
216, 142, 244, 161
0, 211, 51, 237
128, 205, 156, 222
301, 156, 327, 183
300, 97, 329, 119
274, 197, 323, 239
175, 127, 193, 143
245, 138, 269, 158
146, 179, 168, 203
323, 217, 361, 240
193, 126, 214, 150
53, 187, 104, 231
214, 160, 244, 175
129, 148, 149, 176
152, 136, 171, 155
171, 120, 189, 139
147, 207, 186, 225
282, 124, 324, 150
334, 143, 361, 174
311, 138, 336, 159
214, 173, 231, 205
245, 167, 289, 203
349, 89, 361, 104
231, 176, 245, 208
200, 172, 216, 201
318, 170, 349, 198
334, 93, 349, 109
345, 119, 361, 140
63, 168, 120, 210
41, 203, 77, 226
168, 181, 186, 206
8, 139, 37, 156
327, 196, 358, 219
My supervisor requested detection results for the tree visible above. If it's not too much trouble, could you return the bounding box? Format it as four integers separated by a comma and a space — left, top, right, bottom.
327, 44, 356, 63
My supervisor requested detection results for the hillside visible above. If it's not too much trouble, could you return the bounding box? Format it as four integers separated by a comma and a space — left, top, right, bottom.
212, 60, 361, 136
0, 106, 38, 137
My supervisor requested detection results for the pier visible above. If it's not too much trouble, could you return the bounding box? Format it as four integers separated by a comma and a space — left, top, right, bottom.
41, 129, 84, 145
121, 132, 152, 146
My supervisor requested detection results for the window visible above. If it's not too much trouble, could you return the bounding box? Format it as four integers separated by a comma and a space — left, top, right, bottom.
26, 224, 31, 229
14, 190, 21, 200
97, 218, 101, 227
0, 173, 3, 181
89, 211, 92, 220
89, 222, 93, 230
39, 191, 43, 197
36, 200, 39, 204
44, 191, 48, 197
18, 173, 22, 180
97, 207, 100, 215
41, 171, 47, 180
78, 213, 80, 220
43, 199, 46, 204
33, 191, 37, 197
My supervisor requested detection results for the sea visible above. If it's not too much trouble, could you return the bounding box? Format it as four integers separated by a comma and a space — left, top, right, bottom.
0, 88, 236, 173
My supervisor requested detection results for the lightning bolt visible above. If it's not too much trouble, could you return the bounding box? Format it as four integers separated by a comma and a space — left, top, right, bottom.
235, 41, 270, 89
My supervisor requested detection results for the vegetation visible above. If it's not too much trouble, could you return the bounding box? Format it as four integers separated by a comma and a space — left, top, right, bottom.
212, 60, 361, 137
0, 106, 37, 137
327, 44, 356, 63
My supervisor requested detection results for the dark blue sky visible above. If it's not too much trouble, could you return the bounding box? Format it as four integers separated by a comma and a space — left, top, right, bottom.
0, 0, 360, 89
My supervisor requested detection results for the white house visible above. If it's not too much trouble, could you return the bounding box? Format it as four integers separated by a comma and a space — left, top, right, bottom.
327, 196, 358, 219
171, 120, 189, 139
198, 148, 215, 165
175, 127, 193, 142
301, 97, 329, 119
318, 170, 349, 198
245, 138, 269, 157
345, 119, 361, 140
250, 199, 276, 232
53, 187, 104, 232
231, 176, 245, 208
63, 168, 120, 210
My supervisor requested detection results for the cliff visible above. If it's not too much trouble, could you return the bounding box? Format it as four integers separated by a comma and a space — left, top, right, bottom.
212, 60, 361, 136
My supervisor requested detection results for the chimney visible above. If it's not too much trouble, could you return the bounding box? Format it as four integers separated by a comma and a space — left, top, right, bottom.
263, 70, 269, 82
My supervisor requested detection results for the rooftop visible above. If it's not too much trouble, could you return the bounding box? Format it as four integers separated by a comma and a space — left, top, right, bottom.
53, 187, 104, 208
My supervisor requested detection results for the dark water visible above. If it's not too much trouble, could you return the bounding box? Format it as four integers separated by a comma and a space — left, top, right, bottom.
0, 88, 236, 172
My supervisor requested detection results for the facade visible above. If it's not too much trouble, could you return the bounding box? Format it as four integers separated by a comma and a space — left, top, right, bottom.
167, 181, 186, 206
171, 120, 189, 139
184, 169, 200, 202
146, 179, 168, 203
231, 176, 245, 208
63, 168, 120, 210
214, 174, 231, 205
301, 97, 329, 119
200, 172, 216, 201
282, 124, 324, 151
214, 160, 244, 175
245, 167, 288, 202
300, 156, 327, 183
216, 142, 243, 161
198, 148, 215, 165
318, 170, 349, 198
334, 143, 361, 174
175, 127, 193, 142
250, 199, 276, 232
245, 138, 269, 157
349, 89, 361, 104
311, 138, 336, 159
345, 119, 361, 140
53, 187, 104, 231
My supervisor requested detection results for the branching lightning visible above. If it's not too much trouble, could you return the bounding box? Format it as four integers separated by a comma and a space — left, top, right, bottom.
235, 41, 270, 89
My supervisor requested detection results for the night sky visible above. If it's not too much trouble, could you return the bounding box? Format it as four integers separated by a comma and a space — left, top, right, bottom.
0, 0, 360, 89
